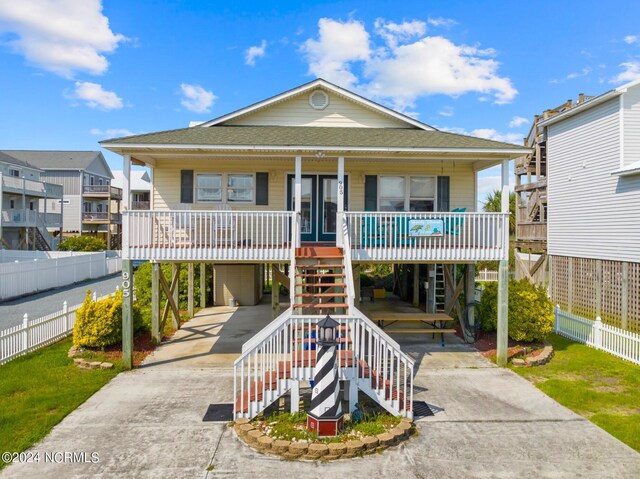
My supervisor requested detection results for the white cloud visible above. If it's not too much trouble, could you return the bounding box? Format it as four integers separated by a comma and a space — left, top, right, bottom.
0, 0, 125, 78
624, 35, 639, 44
438, 106, 454, 117
440, 126, 523, 144
245, 40, 267, 66
301, 18, 371, 89
67, 81, 123, 110
427, 17, 457, 28
90, 128, 136, 138
300, 18, 517, 111
180, 83, 216, 113
509, 116, 529, 128
477, 173, 515, 209
550, 66, 592, 84
610, 61, 640, 84
374, 18, 426, 48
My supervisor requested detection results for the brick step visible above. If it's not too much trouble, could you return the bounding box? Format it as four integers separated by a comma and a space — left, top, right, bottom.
294, 292, 347, 298
292, 303, 348, 310
295, 273, 345, 278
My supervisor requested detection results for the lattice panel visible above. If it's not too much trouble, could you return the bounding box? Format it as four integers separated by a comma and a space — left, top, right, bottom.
601, 260, 622, 328
628, 262, 640, 334
550, 256, 569, 310
572, 257, 597, 318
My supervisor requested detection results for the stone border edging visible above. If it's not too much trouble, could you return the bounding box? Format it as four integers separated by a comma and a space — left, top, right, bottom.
233, 417, 415, 461
512, 342, 554, 367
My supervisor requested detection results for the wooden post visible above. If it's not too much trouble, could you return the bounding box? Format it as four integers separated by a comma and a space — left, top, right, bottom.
172, 263, 180, 328
444, 264, 454, 312
200, 262, 206, 308
595, 259, 602, 318
567, 257, 574, 313
188, 263, 194, 318
401, 265, 409, 301
464, 264, 476, 342
290, 380, 300, 414
151, 262, 161, 344
121, 260, 134, 370
497, 158, 510, 367
272, 264, 280, 319
412, 264, 420, 308
621, 262, 629, 330
352, 264, 361, 308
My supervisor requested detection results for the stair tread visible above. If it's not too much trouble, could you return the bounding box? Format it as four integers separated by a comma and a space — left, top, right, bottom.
292, 303, 349, 309
295, 273, 345, 277
296, 264, 345, 269
295, 246, 343, 258
295, 292, 347, 297
301, 283, 347, 288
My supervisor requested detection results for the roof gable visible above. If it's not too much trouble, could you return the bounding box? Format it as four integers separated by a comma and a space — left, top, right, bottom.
201, 79, 435, 131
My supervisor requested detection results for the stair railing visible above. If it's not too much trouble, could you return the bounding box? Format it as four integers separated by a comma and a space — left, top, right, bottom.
35, 212, 57, 250
341, 215, 355, 311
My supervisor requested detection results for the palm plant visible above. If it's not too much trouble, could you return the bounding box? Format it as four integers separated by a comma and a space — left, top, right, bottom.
482, 189, 516, 235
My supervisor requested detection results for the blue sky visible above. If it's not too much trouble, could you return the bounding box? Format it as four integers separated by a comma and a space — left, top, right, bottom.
1, 0, 639, 206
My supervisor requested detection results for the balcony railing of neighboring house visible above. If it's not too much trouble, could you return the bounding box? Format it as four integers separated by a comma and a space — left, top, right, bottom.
82, 185, 123, 199
0, 210, 59, 249
1, 175, 63, 198
343, 211, 510, 262
131, 201, 150, 210
82, 212, 122, 223
122, 210, 294, 261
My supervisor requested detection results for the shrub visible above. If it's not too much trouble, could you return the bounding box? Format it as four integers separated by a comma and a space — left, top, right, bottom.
478, 279, 554, 342
58, 236, 107, 252
73, 290, 143, 349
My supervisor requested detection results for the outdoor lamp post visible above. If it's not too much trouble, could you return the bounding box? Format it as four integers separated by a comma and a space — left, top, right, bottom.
307, 314, 344, 437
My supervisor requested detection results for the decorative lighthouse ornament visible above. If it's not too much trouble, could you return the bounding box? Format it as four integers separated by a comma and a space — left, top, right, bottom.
307, 315, 345, 437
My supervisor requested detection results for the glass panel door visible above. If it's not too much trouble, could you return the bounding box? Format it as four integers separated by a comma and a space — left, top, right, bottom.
318, 175, 348, 242
288, 175, 316, 242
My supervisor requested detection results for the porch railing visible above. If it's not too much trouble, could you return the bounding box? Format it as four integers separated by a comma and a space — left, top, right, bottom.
344, 211, 509, 262
82, 185, 123, 198
122, 210, 294, 261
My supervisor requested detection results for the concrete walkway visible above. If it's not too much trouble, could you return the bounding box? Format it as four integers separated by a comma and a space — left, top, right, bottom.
3, 300, 640, 479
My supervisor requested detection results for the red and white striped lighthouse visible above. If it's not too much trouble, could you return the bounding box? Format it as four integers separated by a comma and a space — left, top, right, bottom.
307, 315, 344, 437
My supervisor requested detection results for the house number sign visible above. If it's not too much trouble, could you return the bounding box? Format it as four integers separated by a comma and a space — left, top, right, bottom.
122, 271, 131, 298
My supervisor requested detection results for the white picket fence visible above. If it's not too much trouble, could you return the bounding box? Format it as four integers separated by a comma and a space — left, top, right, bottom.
554, 306, 640, 365
476, 269, 499, 281
0, 251, 122, 301
0, 291, 118, 365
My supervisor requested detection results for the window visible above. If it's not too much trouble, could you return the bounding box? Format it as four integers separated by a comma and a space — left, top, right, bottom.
84, 202, 92, 213
227, 174, 254, 202
195, 174, 222, 202
10, 199, 15, 209
379, 176, 436, 212
9, 169, 20, 177
96, 204, 103, 213
29, 201, 34, 211
89, 176, 94, 185
98, 178, 103, 185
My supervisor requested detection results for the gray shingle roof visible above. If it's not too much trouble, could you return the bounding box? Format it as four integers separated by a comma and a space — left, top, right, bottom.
101, 126, 526, 151
0, 151, 42, 170
0, 150, 103, 170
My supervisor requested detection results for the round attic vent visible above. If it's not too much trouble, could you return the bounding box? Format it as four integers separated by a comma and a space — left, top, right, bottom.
309, 90, 329, 110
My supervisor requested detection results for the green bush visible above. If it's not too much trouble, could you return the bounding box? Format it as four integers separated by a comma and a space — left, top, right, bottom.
73, 290, 143, 349
58, 236, 107, 252
133, 263, 213, 329
478, 278, 554, 342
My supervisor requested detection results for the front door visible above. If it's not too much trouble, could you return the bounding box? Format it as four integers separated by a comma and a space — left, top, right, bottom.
287, 174, 348, 243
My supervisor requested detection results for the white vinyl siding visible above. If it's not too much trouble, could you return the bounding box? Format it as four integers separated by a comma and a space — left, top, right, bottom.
547, 97, 640, 262
622, 84, 640, 167
151, 158, 477, 214
59, 195, 82, 232
225, 91, 412, 129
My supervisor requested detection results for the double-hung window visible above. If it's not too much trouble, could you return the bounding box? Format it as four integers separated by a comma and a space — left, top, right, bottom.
195, 174, 222, 202
227, 174, 254, 202
379, 175, 436, 212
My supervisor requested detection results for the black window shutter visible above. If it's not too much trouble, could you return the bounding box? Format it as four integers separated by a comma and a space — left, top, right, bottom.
364, 175, 377, 211
180, 170, 194, 203
437, 176, 450, 212
256, 172, 269, 205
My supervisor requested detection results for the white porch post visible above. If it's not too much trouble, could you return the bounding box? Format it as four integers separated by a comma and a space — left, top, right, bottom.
336, 156, 345, 247
123, 154, 131, 210
497, 159, 510, 367
294, 156, 302, 247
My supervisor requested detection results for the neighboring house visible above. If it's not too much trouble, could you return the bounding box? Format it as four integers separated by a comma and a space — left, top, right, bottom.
0, 151, 63, 250
103, 78, 527, 404
0, 151, 123, 249
112, 170, 151, 210
537, 78, 640, 333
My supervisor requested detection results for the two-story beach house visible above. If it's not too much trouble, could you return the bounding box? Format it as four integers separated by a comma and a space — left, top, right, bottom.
1, 151, 124, 249
103, 79, 528, 417
0, 151, 63, 250
112, 170, 151, 210
537, 78, 640, 333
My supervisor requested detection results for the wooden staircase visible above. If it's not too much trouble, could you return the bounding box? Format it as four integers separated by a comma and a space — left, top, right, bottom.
293, 246, 349, 315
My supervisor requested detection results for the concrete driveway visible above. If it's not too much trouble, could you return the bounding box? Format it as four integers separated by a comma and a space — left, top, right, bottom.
3, 300, 639, 479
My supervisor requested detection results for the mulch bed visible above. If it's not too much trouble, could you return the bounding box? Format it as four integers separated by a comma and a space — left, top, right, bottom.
86, 331, 158, 367
454, 326, 544, 360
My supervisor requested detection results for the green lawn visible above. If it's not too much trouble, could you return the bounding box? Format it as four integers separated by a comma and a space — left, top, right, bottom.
512, 334, 640, 451
0, 338, 121, 469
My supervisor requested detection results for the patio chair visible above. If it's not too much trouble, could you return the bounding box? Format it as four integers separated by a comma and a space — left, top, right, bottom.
360, 216, 387, 247
443, 207, 466, 235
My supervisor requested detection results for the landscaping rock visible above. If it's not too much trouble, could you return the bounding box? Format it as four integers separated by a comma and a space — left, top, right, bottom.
282, 451, 304, 460
288, 442, 308, 455
99, 362, 113, 369
389, 427, 405, 441
376, 432, 395, 447
272, 440, 291, 454
67, 345, 80, 358
238, 423, 255, 438
525, 344, 554, 366
325, 454, 341, 461
361, 436, 379, 450
89, 361, 102, 369
246, 429, 264, 445
306, 443, 329, 458
73, 358, 85, 364
345, 440, 364, 455
327, 443, 347, 456
257, 435, 273, 450
341, 452, 355, 459
512, 358, 526, 367
396, 421, 412, 436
